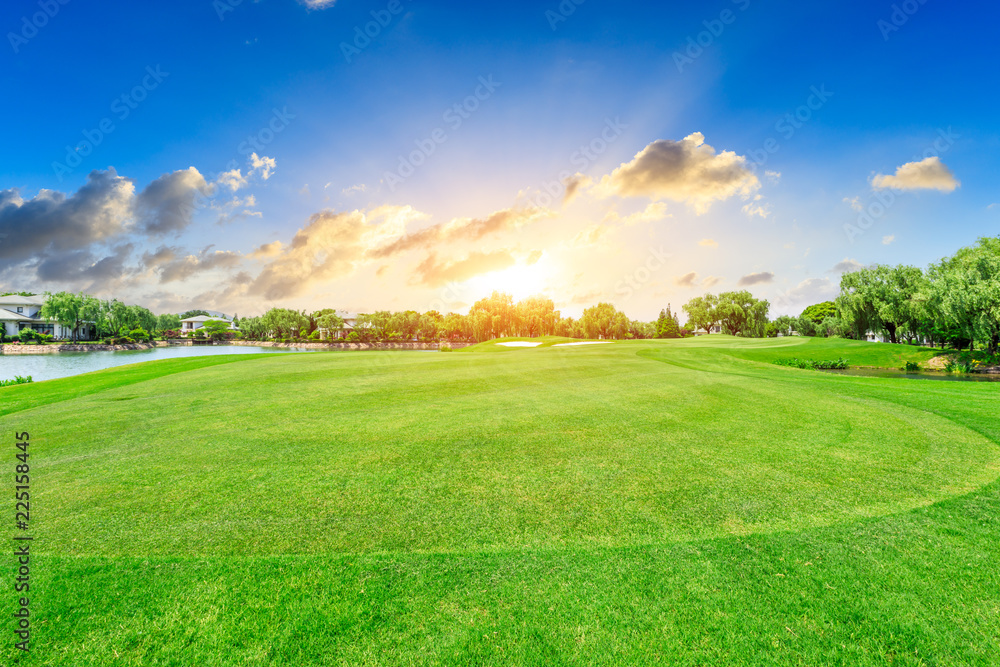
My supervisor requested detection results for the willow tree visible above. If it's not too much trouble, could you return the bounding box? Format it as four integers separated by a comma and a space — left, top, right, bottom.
717, 291, 770, 337
837, 264, 923, 344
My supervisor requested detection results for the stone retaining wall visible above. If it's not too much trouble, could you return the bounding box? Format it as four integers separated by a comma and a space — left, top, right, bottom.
0, 342, 163, 355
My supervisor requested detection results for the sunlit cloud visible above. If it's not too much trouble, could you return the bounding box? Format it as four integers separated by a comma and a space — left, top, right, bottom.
871, 156, 959, 192
597, 133, 760, 214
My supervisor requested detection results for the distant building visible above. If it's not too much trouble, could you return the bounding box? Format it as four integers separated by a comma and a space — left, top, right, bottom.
0, 294, 93, 340
691, 325, 723, 336
180, 315, 238, 334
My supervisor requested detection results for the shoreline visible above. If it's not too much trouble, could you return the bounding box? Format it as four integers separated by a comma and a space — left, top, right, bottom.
0, 341, 471, 355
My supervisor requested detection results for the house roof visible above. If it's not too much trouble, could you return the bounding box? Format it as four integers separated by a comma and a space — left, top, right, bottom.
180, 315, 231, 323
0, 295, 44, 307
0, 308, 36, 322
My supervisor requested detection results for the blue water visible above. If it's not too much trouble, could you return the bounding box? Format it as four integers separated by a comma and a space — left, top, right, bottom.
0, 345, 314, 382
820, 368, 1000, 383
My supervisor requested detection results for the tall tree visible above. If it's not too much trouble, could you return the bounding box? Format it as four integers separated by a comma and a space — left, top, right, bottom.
838, 265, 923, 344
717, 291, 770, 337
40, 291, 84, 341
580, 303, 629, 340
683, 295, 720, 335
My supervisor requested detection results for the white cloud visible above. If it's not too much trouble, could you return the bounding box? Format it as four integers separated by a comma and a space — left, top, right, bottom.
249, 153, 277, 180
844, 196, 863, 212
217, 169, 247, 192
602, 202, 670, 226
765, 170, 781, 184
871, 156, 959, 193
699, 239, 718, 248
882, 235, 895, 245
598, 132, 760, 214
741, 194, 771, 218
299, 0, 336, 8
342, 184, 367, 196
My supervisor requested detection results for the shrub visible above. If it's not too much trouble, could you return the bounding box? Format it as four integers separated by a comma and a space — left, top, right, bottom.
0, 375, 33, 387
903, 361, 921, 372
773, 358, 848, 370
440, 342, 453, 352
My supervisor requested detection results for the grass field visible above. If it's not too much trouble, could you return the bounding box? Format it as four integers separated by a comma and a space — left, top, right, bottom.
3, 336, 999, 665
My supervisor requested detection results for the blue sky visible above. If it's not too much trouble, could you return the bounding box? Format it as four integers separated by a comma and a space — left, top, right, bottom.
2, 0, 998, 318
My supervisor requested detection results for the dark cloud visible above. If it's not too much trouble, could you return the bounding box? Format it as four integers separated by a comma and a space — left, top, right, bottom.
830, 258, 863, 273
737, 271, 775, 286
0, 169, 134, 271
136, 167, 212, 235
157, 247, 242, 283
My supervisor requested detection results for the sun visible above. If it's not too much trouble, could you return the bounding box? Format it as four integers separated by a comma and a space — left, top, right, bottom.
466, 254, 558, 302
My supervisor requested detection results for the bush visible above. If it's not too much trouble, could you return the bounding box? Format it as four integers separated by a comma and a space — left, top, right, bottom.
17, 329, 38, 343
0, 375, 33, 387
774, 358, 848, 370
440, 342, 453, 352
903, 361, 921, 372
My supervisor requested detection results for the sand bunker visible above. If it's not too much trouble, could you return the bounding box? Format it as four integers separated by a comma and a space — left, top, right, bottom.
497, 341, 543, 348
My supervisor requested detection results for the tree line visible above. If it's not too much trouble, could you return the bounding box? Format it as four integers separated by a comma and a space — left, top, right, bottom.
12, 235, 996, 351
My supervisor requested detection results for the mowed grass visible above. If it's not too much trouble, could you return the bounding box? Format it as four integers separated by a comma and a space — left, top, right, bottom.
3, 337, 1000, 665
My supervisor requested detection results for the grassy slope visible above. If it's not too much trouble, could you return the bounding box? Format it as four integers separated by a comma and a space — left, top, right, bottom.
3, 338, 999, 665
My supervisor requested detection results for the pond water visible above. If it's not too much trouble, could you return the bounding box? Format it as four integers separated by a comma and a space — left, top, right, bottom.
0, 345, 314, 382
820, 368, 1000, 383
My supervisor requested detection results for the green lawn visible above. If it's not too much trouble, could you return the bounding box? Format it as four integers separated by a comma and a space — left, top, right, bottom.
3, 337, 999, 665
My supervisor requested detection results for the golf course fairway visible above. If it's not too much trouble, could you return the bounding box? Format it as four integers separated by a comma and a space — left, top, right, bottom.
3, 336, 999, 665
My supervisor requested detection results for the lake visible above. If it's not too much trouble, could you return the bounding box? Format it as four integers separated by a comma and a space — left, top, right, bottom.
0, 345, 315, 382
820, 367, 1000, 382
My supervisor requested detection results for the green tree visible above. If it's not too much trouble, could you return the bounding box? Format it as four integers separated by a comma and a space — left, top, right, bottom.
40, 291, 85, 341
313, 310, 345, 338
580, 303, 629, 340
683, 295, 720, 335
156, 313, 182, 332
838, 265, 923, 345
656, 304, 681, 338
261, 308, 309, 339
201, 319, 233, 341
717, 291, 770, 337
800, 301, 837, 324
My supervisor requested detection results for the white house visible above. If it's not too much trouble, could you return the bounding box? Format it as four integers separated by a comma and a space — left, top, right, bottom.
180, 315, 239, 334
691, 324, 723, 336
0, 295, 90, 340
318, 315, 366, 340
